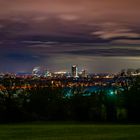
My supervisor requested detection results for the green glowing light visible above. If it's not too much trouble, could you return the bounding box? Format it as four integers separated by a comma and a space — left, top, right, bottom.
109, 91, 114, 95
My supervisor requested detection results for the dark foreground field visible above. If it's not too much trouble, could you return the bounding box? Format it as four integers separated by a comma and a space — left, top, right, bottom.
0, 123, 140, 140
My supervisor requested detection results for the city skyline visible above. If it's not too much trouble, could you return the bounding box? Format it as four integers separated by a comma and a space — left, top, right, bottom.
0, 0, 140, 73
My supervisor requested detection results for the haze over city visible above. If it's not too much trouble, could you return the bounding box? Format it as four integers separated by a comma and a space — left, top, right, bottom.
0, 0, 140, 73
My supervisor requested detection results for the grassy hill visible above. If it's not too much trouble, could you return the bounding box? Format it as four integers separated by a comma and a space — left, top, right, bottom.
0, 123, 140, 140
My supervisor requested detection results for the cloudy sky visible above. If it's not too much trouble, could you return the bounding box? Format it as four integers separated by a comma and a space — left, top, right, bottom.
0, 0, 140, 73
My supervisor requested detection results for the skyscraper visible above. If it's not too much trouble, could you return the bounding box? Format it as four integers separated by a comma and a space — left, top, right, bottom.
81, 69, 88, 78
72, 65, 78, 78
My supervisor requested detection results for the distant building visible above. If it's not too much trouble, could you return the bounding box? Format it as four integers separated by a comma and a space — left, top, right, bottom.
44, 70, 52, 77
32, 67, 41, 77
53, 71, 67, 78
81, 69, 88, 78
72, 65, 78, 78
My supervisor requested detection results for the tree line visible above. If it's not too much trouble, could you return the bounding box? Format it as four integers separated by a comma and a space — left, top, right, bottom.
0, 76, 140, 123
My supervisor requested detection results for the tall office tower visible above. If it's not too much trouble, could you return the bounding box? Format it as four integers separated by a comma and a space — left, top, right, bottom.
81, 69, 88, 78
72, 65, 78, 78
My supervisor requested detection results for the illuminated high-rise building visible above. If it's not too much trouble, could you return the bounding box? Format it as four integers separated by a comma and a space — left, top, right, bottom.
72, 65, 78, 78
81, 69, 88, 78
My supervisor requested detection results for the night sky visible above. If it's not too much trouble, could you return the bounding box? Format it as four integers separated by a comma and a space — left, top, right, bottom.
0, 0, 140, 73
